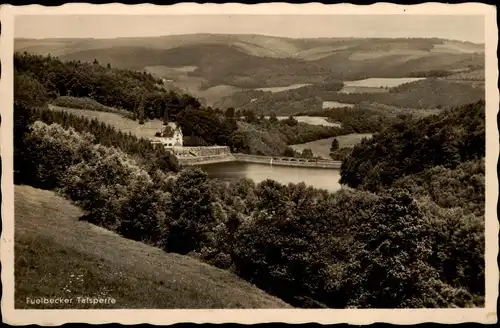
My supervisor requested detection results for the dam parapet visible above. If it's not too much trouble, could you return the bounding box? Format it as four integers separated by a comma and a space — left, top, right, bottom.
164, 146, 341, 169
233, 153, 342, 169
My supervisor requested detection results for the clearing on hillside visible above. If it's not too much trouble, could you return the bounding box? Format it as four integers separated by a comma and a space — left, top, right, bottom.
14, 185, 292, 309
48, 104, 162, 140
291, 133, 373, 159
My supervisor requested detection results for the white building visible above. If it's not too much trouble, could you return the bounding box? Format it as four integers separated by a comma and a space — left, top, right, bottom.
152, 122, 183, 148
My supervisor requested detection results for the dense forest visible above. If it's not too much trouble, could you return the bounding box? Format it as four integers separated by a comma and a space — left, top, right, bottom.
14, 51, 485, 309
340, 101, 485, 191
14, 51, 202, 118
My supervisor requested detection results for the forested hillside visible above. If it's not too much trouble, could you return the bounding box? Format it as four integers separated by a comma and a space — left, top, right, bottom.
15, 52, 346, 156
14, 49, 485, 309
215, 78, 484, 116
340, 101, 485, 190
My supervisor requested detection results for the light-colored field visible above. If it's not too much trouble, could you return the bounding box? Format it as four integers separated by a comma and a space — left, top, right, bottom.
348, 50, 427, 61
431, 40, 484, 54
322, 101, 355, 109
49, 105, 162, 140
338, 86, 391, 94
255, 83, 311, 93
291, 133, 373, 159
15, 185, 291, 309
338, 77, 427, 94
344, 77, 427, 88
293, 45, 351, 60
144, 65, 199, 77
264, 116, 342, 127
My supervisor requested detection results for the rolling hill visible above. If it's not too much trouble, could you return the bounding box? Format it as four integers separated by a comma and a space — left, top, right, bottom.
15, 34, 484, 61
15, 185, 292, 309
15, 34, 484, 106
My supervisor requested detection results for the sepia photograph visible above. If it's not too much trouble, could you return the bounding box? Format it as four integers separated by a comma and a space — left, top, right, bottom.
1, 2, 498, 325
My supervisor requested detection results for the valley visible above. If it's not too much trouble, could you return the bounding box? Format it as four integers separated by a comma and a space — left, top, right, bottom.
13, 29, 487, 311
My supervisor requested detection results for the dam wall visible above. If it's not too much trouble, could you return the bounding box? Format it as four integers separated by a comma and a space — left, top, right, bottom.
233, 153, 342, 169
172, 146, 231, 157
170, 147, 341, 169
178, 154, 236, 166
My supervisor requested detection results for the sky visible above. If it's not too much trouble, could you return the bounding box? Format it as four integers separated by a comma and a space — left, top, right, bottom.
15, 15, 485, 43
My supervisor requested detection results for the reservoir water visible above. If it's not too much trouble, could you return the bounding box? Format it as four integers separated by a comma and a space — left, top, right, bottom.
198, 161, 342, 192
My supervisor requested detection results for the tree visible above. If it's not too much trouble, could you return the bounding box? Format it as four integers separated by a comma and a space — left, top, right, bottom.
138, 101, 145, 125
284, 115, 298, 126
283, 147, 296, 157
225, 107, 235, 118
269, 112, 278, 124
14, 72, 49, 109
167, 168, 216, 254
301, 148, 314, 158
330, 138, 339, 151
243, 109, 257, 123
163, 109, 169, 125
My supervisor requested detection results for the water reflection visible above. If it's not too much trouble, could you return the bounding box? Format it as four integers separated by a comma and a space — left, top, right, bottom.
198, 161, 342, 192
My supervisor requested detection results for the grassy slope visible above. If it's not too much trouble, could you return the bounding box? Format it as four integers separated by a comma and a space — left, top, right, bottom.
15, 185, 292, 309
48, 104, 162, 140
291, 133, 373, 159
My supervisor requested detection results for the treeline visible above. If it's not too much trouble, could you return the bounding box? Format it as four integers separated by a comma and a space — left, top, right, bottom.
340, 101, 485, 191
15, 51, 202, 119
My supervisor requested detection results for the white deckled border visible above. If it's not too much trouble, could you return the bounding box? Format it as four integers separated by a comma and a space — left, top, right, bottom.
0, 2, 498, 325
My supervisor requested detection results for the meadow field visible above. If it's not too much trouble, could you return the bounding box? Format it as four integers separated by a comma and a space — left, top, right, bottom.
322, 101, 355, 109
291, 133, 373, 159
49, 105, 163, 140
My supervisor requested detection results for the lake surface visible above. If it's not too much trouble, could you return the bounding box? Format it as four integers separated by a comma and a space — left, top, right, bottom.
198, 161, 342, 192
